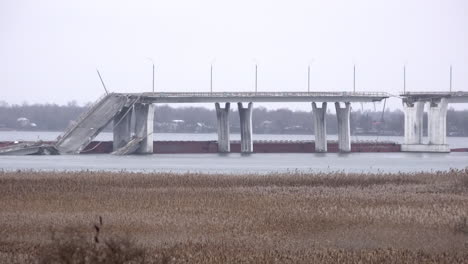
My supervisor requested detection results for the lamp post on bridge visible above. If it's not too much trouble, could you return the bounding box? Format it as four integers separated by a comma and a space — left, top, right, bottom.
353, 64, 356, 93
308, 59, 315, 93
152, 63, 155, 93
96, 69, 109, 95
146, 58, 155, 93
449, 65, 452, 93
255, 63, 258, 94
403, 65, 406, 94
210, 64, 213, 94
251, 59, 258, 94
210, 58, 216, 94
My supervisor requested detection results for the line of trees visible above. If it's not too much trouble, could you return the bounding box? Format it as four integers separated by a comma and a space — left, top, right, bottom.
1, 101, 468, 136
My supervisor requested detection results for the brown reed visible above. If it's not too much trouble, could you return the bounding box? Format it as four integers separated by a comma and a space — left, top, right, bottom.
0, 169, 467, 263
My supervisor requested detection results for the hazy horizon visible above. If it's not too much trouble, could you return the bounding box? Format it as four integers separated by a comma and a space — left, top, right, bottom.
1, 0, 467, 111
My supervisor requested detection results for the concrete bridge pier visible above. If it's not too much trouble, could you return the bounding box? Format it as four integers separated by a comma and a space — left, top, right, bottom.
428, 98, 449, 151
312, 102, 327, 152
134, 103, 155, 154
238, 102, 253, 153
113, 106, 133, 151
401, 99, 450, 152
402, 101, 424, 145
215, 102, 231, 153
335, 102, 351, 152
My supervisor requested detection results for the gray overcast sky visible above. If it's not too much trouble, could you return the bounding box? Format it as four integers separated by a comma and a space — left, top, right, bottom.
1, 0, 467, 111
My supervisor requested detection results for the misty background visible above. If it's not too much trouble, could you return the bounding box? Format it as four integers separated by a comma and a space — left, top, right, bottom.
2, 102, 468, 137
1, 0, 467, 112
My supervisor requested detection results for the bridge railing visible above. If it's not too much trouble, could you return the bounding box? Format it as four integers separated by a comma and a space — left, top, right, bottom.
138, 91, 389, 98
401, 91, 468, 96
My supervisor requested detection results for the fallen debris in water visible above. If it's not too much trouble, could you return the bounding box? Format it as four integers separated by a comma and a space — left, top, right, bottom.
111, 136, 144, 155
0, 141, 59, 155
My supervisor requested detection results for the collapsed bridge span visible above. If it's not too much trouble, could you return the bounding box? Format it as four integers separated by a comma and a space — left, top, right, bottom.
55, 93, 137, 154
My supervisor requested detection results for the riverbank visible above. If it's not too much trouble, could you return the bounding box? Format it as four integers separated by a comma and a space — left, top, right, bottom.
1, 170, 467, 263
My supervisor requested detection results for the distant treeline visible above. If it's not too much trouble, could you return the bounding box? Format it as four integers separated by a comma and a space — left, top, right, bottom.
1, 101, 468, 136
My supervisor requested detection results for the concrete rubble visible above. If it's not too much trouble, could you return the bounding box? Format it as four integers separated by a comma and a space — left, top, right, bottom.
0, 141, 59, 155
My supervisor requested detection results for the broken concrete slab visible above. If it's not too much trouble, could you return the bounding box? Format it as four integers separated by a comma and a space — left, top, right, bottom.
0, 142, 59, 155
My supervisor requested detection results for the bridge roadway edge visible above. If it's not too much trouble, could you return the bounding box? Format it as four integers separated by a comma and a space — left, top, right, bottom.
126, 92, 389, 104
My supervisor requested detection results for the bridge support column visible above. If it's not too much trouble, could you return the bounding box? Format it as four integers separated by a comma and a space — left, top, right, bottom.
134, 103, 155, 154
238, 102, 253, 153
403, 101, 424, 145
215, 102, 230, 153
335, 102, 351, 152
113, 106, 133, 151
401, 99, 450, 152
312, 102, 327, 152
428, 98, 449, 151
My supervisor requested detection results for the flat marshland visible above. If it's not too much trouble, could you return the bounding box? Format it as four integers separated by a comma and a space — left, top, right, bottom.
1, 170, 468, 263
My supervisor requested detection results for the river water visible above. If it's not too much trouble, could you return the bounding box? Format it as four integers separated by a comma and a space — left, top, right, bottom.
0, 131, 467, 173
2, 131, 468, 146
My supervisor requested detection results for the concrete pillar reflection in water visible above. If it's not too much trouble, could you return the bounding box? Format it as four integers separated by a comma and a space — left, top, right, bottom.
428, 98, 448, 145
113, 106, 133, 151
134, 103, 155, 154
238, 102, 253, 153
312, 102, 327, 152
403, 101, 424, 144
335, 102, 351, 152
215, 102, 230, 153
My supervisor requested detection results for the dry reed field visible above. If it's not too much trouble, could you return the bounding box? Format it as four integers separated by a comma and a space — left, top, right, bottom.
1, 169, 468, 263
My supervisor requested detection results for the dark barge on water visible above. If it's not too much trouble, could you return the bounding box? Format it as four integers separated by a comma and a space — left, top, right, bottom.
0, 140, 402, 154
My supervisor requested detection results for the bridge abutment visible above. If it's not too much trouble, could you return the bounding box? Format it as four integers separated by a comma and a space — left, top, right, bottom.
113, 106, 133, 151
215, 102, 231, 153
134, 103, 155, 154
312, 102, 327, 152
335, 102, 351, 152
238, 102, 253, 153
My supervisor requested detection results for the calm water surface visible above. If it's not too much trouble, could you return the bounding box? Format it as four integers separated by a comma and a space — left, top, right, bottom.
0, 153, 467, 173
1, 131, 468, 146
0, 131, 467, 173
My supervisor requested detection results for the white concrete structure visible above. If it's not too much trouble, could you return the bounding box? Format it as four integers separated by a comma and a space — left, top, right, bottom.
113, 106, 133, 151
56, 94, 130, 154
428, 98, 448, 145
401, 92, 468, 104
134, 103, 155, 154
312, 102, 327, 152
401, 96, 450, 153
400, 144, 450, 152
403, 101, 424, 145
238, 102, 253, 153
139, 92, 388, 103
335, 102, 351, 152
215, 102, 231, 153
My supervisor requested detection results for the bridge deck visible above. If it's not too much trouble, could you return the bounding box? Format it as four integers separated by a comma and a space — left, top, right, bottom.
128, 92, 389, 103
400, 91, 468, 103
55, 94, 133, 154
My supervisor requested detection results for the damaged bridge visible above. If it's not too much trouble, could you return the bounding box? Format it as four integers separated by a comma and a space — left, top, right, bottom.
1, 91, 390, 155
55, 93, 153, 155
